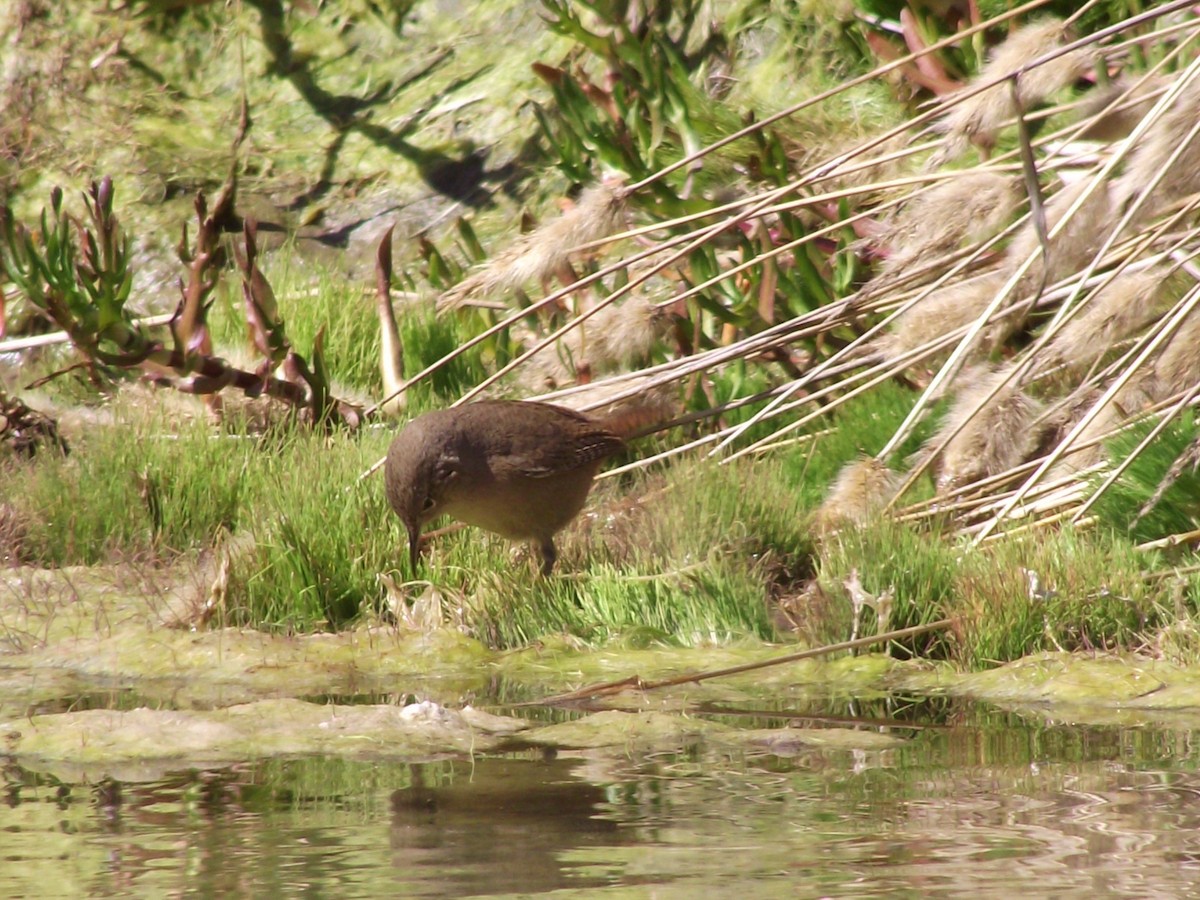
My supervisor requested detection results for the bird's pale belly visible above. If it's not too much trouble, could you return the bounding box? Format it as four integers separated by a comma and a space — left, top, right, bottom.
441, 465, 600, 541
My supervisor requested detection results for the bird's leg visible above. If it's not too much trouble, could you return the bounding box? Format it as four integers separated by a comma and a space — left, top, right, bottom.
538, 539, 557, 577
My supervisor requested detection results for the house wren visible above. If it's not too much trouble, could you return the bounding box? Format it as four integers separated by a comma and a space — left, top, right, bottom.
385, 400, 625, 575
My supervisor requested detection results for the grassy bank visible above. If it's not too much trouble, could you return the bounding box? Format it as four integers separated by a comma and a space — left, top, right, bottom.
5, 288, 1199, 666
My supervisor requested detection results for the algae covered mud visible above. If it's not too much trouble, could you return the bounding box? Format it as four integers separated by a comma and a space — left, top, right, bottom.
4, 568, 1200, 896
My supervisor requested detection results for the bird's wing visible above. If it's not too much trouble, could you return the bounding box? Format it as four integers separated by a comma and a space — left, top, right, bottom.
522, 430, 625, 477
493, 403, 625, 478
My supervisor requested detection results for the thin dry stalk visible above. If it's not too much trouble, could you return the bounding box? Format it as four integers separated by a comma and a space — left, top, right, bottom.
0, 313, 176, 353
453, 169, 820, 407
1135, 527, 1200, 552
523, 619, 957, 705
968, 478, 1093, 524
970, 510, 1095, 542
896, 460, 1102, 525
578, 158, 953, 261
537, 296, 863, 414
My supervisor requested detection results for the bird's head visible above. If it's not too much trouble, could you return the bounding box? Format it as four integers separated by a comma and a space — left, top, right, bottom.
384, 419, 461, 574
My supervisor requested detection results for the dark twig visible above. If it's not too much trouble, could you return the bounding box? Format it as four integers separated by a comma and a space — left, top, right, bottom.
519, 618, 956, 706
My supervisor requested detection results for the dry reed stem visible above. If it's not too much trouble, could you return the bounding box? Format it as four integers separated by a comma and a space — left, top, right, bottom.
896, 460, 1102, 525
453, 167, 821, 406
977, 281, 1200, 540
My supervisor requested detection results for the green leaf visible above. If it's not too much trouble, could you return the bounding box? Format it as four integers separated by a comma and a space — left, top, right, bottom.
455, 216, 485, 263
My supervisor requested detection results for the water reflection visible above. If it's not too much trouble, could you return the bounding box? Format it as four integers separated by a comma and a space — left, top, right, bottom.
1, 701, 1199, 897
389, 755, 618, 895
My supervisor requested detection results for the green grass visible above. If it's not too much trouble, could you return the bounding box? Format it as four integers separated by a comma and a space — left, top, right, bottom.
205, 250, 501, 413
0, 397, 401, 628
449, 458, 813, 648
0, 392, 817, 644
8, 341, 1200, 667
6, 405, 252, 565
227, 426, 399, 630
1090, 414, 1200, 545
817, 518, 1182, 669
207, 254, 385, 399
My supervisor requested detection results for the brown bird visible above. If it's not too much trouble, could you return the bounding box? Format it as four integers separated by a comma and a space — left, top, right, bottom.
384, 400, 625, 575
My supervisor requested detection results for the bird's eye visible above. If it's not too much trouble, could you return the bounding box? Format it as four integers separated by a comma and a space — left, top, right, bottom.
421, 496, 437, 513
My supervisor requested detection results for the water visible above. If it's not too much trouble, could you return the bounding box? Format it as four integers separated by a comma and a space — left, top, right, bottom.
3, 698, 1199, 898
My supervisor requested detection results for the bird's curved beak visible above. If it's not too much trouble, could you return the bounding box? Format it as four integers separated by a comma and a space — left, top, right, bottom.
406, 522, 422, 575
